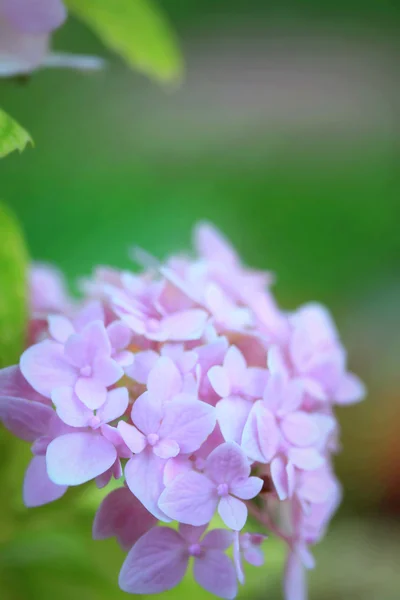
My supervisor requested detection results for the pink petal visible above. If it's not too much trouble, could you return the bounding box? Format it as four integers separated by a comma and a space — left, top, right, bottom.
106, 320, 132, 350
334, 372, 366, 405
194, 221, 238, 267
280, 380, 304, 415
230, 476, 263, 500
281, 412, 320, 447
92, 356, 123, 387
160, 309, 208, 341
241, 402, 280, 463
23, 455, 67, 507
216, 396, 253, 444
20, 341, 76, 398
119, 527, 188, 594
218, 495, 247, 530
262, 372, 287, 413
202, 529, 235, 550
194, 549, 238, 600
243, 545, 265, 567
233, 532, 244, 584
131, 391, 163, 435
154, 438, 180, 459
118, 421, 146, 453
147, 356, 182, 403
0, 396, 53, 441
289, 448, 325, 471
0, 365, 47, 403
0, 0, 67, 35
223, 346, 247, 388
46, 432, 117, 485
124, 451, 170, 521
243, 367, 268, 397
97, 387, 129, 425
159, 395, 216, 454
205, 441, 250, 484
271, 455, 295, 500
267, 345, 288, 376
51, 386, 92, 428
179, 523, 207, 544
208, 365, 230, 397
163, 455, 193, 486
127, 350, 159, 384
73, 300, 105, 330
158, 470, 216, 525
48, 315, 75, 343
284, 552, 307, 600
93, 486, 157, 551
75, 377, 107, 410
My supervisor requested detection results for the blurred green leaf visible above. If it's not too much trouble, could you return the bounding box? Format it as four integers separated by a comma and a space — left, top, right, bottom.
65, 0, 183, 83
0, 108, 33, 159
0, 203, 28, 367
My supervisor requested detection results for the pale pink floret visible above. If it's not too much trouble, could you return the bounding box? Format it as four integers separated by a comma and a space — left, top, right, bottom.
119, 524, 237, 599
21, 320, 124, 411
159, 442, 263, 530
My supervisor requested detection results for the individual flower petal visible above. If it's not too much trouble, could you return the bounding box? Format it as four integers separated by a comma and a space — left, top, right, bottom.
280, 412, 320, 447
127, 350, 159, 384
230, 476, 263, 500
194, 221, 238, 267
75, 377, 107, 410
159, 395, 216, 454
288, 447, 324, 471
23, 455, 67, 507
51, 386, 92, 428
119, 527, 188, 594
147, 356, 182, 403
334, 372, 366, 405
160, 309, 209, 341
271, 456, 295, 500
153, 438, 180, 459
205, 442, 250, 484
223, 346, 247, 388
208, 365, 230, 397
97, 387, 129, 425
20, 341, 76, 398
0, 396, 54, 441
216, 396, 253, 444
48, 315, 75, 343
124, 450, 170, 521
163, 455, 193, 486
202, 529, 235, 551
218, 495, 247, 530
118, 421, 146, 454
92, 356, 124, 387
241, 401, 280, 463
194, 549, 238, 600
107, 320, 132, 350
46, 432, 117, 486
158, 470, 216, 525
93, 486, 157, 550
131, 391, 163, 435
0, 365, 48, 403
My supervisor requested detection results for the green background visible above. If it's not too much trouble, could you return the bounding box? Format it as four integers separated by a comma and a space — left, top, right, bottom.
1, 1, 400, 598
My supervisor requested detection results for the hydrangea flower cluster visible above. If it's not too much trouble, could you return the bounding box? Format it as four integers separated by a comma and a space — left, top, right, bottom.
0, 223, 365, 599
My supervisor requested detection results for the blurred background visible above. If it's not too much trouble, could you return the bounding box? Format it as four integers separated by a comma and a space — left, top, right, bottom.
1, 1, 400, 598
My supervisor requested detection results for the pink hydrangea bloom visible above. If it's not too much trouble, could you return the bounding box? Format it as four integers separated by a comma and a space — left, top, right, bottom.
0, 222, 365, 600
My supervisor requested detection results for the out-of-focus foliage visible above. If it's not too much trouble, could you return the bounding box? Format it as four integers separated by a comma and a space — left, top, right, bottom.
0, 203, 28, 367
65, 0, 183, 82
0, 108, 32, 159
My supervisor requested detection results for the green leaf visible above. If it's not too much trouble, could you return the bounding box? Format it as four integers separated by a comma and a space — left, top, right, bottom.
65, 0, 183, 83
0, 203, 28, 367
0, 109, 33, 159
